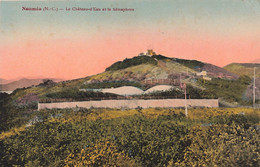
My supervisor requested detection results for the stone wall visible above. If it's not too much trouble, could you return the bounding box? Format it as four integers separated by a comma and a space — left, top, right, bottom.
38, 99, 219, 110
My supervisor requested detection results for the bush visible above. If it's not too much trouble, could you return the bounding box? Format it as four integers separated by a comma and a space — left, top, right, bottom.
64, 139, 136, 167
105, 56, 157, 71
0, 108, 259, 166
197, 76, 252, 104
176, 124, 260, 166
45, 88, 117, 99
81, 80, 145, 90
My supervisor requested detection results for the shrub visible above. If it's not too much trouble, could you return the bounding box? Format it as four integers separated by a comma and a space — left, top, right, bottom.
176, 124, 260, 166
105, 56, 157, 71
64, 139, 136, 167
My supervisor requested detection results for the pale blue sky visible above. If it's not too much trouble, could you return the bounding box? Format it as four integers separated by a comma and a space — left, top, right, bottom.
1, 0, 260, 41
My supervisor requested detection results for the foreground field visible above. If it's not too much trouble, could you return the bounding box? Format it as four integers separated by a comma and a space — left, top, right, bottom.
0, 108, 259, 166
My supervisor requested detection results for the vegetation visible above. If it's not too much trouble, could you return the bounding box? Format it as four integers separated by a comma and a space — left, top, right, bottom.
152, 55, 205, 70
224, 63, 260, 78
64, 139, 137, 167
106, 55, 204, 71
0, 107, 259, 166
198, 75, 252, 104
105, 56, 157, 71
152, 54, 170, 60
186, 84, 218, 99
81, 80, 146, 90
174, 58, 204, 70
44, 88, 118, 100
141, 88, 184, 98
176, 124, 259, 166
140, 85, 217, 99
0, 93, 31, 133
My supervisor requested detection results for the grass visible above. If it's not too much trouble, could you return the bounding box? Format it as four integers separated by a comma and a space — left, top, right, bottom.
4, 107, 258, 140
43, 107, 260, 124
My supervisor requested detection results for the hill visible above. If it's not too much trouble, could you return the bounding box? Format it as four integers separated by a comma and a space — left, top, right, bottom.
4, 53, 251, 107
251, 58, 260, 63
101, 54, 238, 81
224, 63, 260, 78
0, 78, 63, 91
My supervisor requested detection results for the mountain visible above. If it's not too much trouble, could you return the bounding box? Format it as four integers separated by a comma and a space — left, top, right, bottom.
0, 78, 10, 84
224, 63, 260, 78
0, 78, 63, 91
0, 78, 20, 84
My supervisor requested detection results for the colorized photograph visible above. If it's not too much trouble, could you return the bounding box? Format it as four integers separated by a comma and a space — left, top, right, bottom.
0, 0, 259, 166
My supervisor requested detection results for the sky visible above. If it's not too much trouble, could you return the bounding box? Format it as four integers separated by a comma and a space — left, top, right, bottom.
0, 0, 260, 80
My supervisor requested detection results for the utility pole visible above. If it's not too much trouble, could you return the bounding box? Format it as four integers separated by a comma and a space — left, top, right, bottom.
253, 67, 256, 108
180, 73, 188, 117
184, 83, 188, 117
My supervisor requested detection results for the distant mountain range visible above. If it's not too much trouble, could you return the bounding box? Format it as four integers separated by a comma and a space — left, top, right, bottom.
0, 78, 63, 91
0, 78, 20, 85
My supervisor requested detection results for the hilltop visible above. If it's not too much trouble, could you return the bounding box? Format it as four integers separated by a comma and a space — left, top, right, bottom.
101, 54, 238, 81
224, 63, 260, 78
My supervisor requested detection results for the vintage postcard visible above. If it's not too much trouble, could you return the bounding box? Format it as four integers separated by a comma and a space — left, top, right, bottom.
0, 0, 259, 166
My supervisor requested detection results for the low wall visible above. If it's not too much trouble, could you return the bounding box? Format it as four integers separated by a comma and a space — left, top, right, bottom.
38, 99, 219, 110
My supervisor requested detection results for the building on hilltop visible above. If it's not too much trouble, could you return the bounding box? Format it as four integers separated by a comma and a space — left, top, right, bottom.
139, 49, 156, 57
146, 49, 156, 56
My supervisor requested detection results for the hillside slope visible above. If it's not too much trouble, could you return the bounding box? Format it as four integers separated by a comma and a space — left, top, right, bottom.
224, 63, 260, 78
103, 54, 238, 81
90, 60, 196, 82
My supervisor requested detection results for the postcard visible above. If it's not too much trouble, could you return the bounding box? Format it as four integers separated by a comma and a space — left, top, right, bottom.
0, 0, 259, 166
